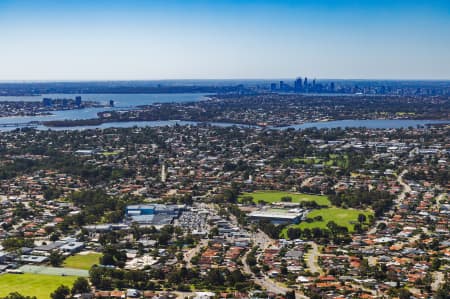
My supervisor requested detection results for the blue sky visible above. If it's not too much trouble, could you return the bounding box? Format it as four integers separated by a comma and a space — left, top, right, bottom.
0, 0, 449, 80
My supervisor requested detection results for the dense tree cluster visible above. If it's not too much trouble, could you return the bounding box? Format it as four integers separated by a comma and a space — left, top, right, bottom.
58, 190, 139, 232
89, 265, 252, 292
328, 189, 394, 216
258, 220, 287, 239
89, 266, 157, 290
1, 237, 34, 251
286, 220, 353, 244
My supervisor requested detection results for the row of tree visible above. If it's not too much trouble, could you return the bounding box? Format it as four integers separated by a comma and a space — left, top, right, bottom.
286, 221, 353, 244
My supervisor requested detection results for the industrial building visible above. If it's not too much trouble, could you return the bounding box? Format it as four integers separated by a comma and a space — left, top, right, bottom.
248, 207, 307, 224
125, 204, 185, 226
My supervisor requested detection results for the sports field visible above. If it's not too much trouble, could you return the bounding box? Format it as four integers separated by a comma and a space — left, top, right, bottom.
283, 207, 373, 233
238, 191, 330, 206
63, 252, 101, 270
0, 273, 76, 299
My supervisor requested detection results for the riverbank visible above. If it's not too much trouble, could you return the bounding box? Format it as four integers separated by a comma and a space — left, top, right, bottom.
41, 116, 450, 129
0, 118, 448, 132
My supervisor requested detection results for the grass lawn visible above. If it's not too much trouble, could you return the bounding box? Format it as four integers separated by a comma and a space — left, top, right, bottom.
0, 273, 76, 299
291, 157, 323, 164
63, 252, 102, 270
102, 151, 121, 156
282, 207, 373, 235
291, 154, 349, 168
239, 191, 330, 206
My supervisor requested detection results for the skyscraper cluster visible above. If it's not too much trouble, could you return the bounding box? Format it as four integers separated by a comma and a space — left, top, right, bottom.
271, 77, 334, 93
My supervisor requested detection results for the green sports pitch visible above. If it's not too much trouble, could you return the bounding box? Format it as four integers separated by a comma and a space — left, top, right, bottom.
238, 190, 331, 206
63, 252, 102, 270
282, 207, 373, 235
0, 273, 77, 299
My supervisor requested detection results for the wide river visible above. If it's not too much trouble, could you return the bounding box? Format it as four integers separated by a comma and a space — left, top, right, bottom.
0, 93, 448, 131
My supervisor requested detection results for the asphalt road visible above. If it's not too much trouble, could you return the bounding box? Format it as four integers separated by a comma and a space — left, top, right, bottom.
368, 170, 410, 234
305, 241, 322, 275
184, 239, 208, 267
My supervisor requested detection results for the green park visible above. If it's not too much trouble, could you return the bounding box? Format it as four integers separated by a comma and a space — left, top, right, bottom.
63, 252, 102, 270
0, 273, 76, 299
239, 190, 331, 206
285, 207, 373, 233
239, 190, 373, 236
291, 154, 350, 168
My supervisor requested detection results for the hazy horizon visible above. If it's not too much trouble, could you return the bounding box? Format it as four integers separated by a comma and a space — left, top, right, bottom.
1, 78, 450, 84
1, 0, 449, 81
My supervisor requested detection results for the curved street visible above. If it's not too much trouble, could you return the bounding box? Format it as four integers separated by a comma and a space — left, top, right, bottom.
241, 230, 308, 299
397, 170, 411, 203
368, 170, 410, 234
305, 241, 322, 275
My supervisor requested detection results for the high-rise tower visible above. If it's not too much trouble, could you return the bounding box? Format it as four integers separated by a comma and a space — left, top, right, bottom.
294, 77, 302, 92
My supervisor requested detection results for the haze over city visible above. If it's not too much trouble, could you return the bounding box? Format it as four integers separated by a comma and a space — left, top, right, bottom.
1, 0, 450, 80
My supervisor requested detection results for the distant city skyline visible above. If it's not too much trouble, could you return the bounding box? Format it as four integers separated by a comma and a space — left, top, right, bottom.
0, 0, 449, 80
